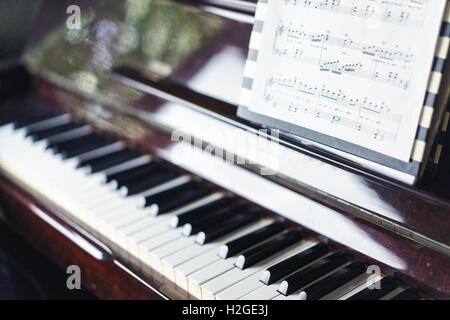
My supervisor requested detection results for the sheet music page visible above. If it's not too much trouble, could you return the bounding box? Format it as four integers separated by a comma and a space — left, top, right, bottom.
247, 0, 446, 162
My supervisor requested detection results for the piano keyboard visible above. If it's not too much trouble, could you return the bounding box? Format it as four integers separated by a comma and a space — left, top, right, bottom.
0, 111, 421, 300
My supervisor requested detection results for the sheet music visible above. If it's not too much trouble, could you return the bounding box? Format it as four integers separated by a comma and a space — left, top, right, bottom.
247, 0, 446, 162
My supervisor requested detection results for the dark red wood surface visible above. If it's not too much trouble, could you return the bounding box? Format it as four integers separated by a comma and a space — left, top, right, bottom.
0, 177, 167, 300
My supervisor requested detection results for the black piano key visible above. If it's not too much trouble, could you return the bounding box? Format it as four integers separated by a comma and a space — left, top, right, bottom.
278, 251, 347, 296
47, 134, 81, 151
170, 196, 234, 228
44, 128, 93, 147
261, 242, 329, 285
48, 133, 107, 154
24, 118, 67, 135
347, 276, 398, 300
196, 209, 261, 245
298, 261, 366, 300
27, 122, 84, 141
390, 288, 420, 300
182, 203, 248, 236
14, 113, 65, 129
145, 181, 212, 215
219, 221, 286, 259
106, 162, 164, 184
122, 170, 180, 196
234, 229, 303, 270
78, 149, 139, 173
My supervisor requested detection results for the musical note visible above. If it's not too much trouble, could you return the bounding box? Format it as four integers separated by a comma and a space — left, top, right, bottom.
273, 23, 413, 89
282, 0, 427, 28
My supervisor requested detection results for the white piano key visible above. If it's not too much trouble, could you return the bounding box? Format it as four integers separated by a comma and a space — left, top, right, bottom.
139, 229, 183, 256
217, 272, 262, 300
1, 133, 42, 155
103, 207, 145, 226
271, 293, 296, 300
157, 192, 224, 217
43, 125, 93, 144
91, 197, 135, 217
3, 118, 412, 302
77, 189, 125, 209
0, 123, 14, 137
0, 157, 91, 227
44, 167, 106, 187
0, 132, 129, 230
126, 219, 174, 262
114, 215, 158, 252
137, 230, 185, 269
101, 210, 146, 238
98, 155, 152, 180
177, 221, 277, 293
51, 173, 115, 195
380, 287, 405, 300
175, 252, 221, 293
65, 184, 119, 203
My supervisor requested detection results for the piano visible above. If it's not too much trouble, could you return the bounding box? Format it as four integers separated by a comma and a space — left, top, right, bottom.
0, 0, 448, 300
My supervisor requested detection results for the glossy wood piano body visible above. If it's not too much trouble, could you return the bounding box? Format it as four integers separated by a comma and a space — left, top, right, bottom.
0, 0, 449, 299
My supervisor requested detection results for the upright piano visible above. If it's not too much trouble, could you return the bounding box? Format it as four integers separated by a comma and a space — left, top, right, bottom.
0, 0, 448, 300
